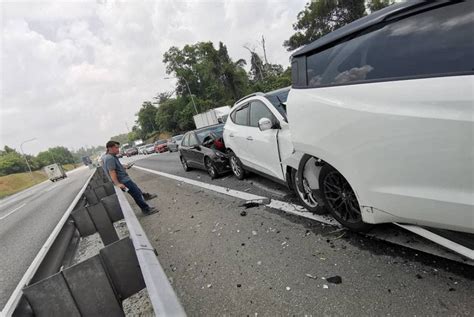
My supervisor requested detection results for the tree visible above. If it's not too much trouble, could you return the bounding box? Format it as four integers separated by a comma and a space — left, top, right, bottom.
284, 0, 394, 51
0, 146, 27, 176
136, 102, 158, 138
36, 147, 75, 166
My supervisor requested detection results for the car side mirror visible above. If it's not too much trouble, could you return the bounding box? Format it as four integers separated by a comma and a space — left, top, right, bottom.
192, 145, 201, 151
258, 117, 273, 131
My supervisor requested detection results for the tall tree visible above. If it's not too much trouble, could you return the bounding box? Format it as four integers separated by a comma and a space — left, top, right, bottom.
136, 101, 158, 138
284, 0, 394, 51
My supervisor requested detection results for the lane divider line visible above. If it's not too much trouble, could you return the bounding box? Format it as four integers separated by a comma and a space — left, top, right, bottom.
0, 203, 27, 221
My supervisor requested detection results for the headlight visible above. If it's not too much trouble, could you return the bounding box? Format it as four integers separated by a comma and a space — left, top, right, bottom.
215, 151, 225, 158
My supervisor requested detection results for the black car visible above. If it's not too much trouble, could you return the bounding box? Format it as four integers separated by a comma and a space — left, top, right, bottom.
179, 124, 229, 179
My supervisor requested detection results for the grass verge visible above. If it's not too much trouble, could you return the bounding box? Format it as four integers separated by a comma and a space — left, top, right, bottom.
0, 164, 81, 199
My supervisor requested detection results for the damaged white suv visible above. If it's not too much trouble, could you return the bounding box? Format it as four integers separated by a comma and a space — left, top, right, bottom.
287, 1, 474, 232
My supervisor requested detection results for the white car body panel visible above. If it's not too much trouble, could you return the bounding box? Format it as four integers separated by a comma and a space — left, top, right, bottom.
288, 75, 474, 233
224, 96, 294, 183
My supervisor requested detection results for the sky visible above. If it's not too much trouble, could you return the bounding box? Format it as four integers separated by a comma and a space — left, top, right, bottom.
0, 0, 306, 155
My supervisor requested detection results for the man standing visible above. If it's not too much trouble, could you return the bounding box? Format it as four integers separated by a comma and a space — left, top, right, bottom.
103, 141, 158, 215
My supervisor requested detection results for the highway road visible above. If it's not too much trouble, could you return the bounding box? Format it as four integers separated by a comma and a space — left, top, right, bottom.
123, 159, 474, 315
0, 166, 93, 309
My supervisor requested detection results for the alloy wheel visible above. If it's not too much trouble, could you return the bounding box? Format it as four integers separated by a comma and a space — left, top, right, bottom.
323, 171, 362, 223
230, 156, 241, 177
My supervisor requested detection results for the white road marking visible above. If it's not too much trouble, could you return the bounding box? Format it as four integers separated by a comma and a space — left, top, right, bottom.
135, 166, 267, 202
0, 203, 27, 221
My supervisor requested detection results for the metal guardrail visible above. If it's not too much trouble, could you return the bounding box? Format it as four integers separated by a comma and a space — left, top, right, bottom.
115, 187, 186, 317
2, 167, 185, 317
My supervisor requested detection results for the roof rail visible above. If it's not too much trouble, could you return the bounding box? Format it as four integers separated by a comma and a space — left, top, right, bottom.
234, 92, 265, 106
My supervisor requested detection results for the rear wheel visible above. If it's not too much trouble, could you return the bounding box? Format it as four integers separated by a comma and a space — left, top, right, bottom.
228, 151, 245, 180
319, 165, 372, 231
181, 156, 191, 172
292, 170, 326, 214
205, 157, 218, 179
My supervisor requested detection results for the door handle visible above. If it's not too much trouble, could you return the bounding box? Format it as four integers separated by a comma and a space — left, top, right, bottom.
229, 133, 234, 137
246, 136, 253, 141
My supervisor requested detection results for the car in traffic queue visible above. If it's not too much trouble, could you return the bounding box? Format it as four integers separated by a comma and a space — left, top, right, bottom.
168, 134, 184, 152
137, 145, 147, 155
179, 124, 230, 179
144, 143, 156, 154
125, 147, 138, 157
286, 0, 474, 233
223, 87, 321, 213
154, 139, 168, 153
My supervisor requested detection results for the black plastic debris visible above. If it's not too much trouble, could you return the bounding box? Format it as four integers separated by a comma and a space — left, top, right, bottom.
416, 274, 423, 279
237, 284, 242, 288
449, 288, 455, 292
240, 202, 260, 209
240, 211, 247, 217
326, 276, 342, 284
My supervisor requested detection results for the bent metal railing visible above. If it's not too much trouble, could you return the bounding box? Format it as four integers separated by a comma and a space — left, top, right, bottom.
2, 167, 185, 317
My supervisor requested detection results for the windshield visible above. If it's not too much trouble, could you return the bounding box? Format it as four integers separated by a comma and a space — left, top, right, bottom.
173, 135, 184, 141
155, 140, 166, 145
195, 125, 224, 143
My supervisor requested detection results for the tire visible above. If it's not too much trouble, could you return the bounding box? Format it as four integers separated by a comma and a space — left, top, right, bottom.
228, 150, 245, 180
181, 156, 191, 172
292, 169, 327, 214
205, 157, 218, 179
319, 164, 372, 232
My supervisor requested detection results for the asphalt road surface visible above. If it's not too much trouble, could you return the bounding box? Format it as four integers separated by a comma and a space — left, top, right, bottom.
120, 152, 473, 315
0, 167, 93, 309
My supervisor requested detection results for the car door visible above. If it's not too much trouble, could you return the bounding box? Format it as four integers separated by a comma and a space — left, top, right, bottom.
227, 103, 253, 166
180, 133, 192, 162
246, 99, 285, 180
187, 132, 203, 168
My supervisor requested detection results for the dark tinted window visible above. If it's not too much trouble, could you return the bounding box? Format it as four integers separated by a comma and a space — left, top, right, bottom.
233, 104, 249, 126
196, 125, 224, 142
265, 88, 289, 119
306, 2, 474, 87
249, 101, 275, 127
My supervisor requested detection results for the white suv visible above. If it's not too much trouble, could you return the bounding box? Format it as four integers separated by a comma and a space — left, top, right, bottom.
223, 88, 322, 212
287, 1, 473, 232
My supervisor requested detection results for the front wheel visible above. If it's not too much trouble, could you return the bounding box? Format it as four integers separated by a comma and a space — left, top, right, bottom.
205, 157, 218, 179
292, 170, 326, 214
319, 165, 372, 232
228, 151, 245, 180
181, 156, 191, 172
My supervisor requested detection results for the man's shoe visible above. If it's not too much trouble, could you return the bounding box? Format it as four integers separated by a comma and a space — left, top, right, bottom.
143, 207, 159, 215
143, 193, 158, 201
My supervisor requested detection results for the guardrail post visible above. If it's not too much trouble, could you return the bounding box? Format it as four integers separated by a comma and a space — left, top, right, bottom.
101, 194, 124, 222
86, 203, 119, 245
23, 272, 81, 317
62, 256, 124, 316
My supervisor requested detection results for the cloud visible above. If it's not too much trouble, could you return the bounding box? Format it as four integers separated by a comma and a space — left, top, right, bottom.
0, 0, 305, 154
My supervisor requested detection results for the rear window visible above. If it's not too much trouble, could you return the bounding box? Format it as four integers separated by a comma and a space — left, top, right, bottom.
304, 1, 474, 87
195, 125, 224, 142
